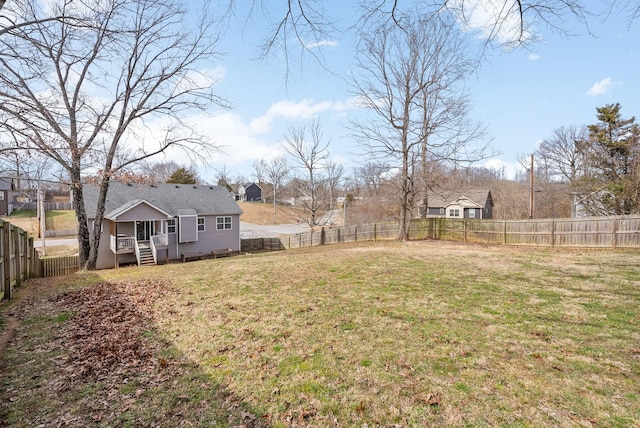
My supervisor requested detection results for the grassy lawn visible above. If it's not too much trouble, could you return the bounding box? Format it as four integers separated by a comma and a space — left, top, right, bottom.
1, 241, 639, 427
4, 209, 77, 237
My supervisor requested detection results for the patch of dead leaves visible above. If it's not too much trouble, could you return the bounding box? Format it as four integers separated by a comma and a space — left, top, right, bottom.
51, 279, 169, 382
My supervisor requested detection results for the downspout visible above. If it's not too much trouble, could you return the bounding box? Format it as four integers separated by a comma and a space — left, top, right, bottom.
115, 222, 118, 269
175, 217, 179, 261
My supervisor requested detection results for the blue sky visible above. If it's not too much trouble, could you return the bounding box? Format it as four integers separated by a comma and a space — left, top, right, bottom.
170, 2, 640, 184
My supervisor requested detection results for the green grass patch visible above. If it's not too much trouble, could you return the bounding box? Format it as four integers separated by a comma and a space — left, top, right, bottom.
2, 242, 640, 427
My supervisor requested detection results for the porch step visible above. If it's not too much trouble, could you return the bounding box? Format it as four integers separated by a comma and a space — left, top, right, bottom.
137, 245, 155, 266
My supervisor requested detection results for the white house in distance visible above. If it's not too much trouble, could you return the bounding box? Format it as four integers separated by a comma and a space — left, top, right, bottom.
82, 181, 243, 269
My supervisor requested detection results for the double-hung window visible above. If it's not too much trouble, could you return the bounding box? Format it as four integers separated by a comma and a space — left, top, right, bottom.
217, 216, 232, 230
167, 219, 176, 233
197, 217, 205, 232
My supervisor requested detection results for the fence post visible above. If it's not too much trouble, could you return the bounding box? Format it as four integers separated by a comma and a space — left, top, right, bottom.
503, 220, 507, 246
613, 217, 618, 249
551, 218, 555, 247
374, 223, 377, 241
13, 227, 21, 287
3, 223, 12, 299
463, 220, 467, 242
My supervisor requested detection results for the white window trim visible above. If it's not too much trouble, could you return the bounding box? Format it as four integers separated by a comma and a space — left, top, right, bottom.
216, 216, 232, 230
167, 218, 176, 234
197, 217, 205, 232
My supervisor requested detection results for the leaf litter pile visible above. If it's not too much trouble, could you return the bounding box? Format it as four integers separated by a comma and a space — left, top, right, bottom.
1, 279, 264, 427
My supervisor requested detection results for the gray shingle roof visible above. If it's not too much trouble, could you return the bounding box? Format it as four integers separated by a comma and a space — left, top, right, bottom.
426, 189, 492, 208
82, 181, 243, 219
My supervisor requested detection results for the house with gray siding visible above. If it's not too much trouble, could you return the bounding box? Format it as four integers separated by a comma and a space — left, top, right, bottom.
421, 189, 493, 219
83, 182, 243, 270
235, 183, 262, 202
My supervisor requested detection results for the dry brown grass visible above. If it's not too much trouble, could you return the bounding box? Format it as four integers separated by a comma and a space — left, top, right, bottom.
238, 201, 306, 225
2, 241, 640, 427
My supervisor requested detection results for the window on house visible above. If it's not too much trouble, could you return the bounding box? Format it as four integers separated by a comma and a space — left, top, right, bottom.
217, 216, 232, 230
468, 210, 476, 218
449, 208, 460, 217
439, 208, 444, 214
0, 192, 4, 201
167, 219, 176, 233
197, 217, 205, 232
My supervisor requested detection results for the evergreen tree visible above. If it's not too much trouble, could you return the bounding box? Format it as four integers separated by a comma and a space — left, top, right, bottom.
166, 168, 197, 184
579, 103, 640, 215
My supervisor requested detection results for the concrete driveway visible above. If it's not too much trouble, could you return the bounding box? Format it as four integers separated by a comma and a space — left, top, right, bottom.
240, 222, 311, 238
34, 238, 78, 248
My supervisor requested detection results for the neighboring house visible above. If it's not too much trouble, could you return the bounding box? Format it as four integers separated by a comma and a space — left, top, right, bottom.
571, 190, 622, 218
236, 183, 262, 202
421, 189, 493, 219
83, 182, 243, 270
0, 177, 15, 216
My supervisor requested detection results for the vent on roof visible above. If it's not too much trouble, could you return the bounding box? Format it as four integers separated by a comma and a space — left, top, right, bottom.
127, 183, 132, 186
151, 184, 157, 188
175, 185, 180, 188
193, 186, 197, 189
209, 186, 214, 189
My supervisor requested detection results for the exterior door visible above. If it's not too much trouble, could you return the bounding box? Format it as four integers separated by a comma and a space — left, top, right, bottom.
136, 221, 155, 241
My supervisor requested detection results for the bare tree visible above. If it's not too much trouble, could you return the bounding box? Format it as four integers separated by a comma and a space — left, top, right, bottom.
0, 0, 225, 269
351, 9, 491, 240
324, 161, 344, 211
220, 1, 640, 71
139, 161, 183, 183
536, 125, 588, 183
282, 120, 330, 228
355, 162, 392, 198
257, 156, 289, 224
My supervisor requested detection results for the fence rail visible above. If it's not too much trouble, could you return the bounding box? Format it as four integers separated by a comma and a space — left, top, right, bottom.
239, 215, 640, 252
15, 202, 74, 211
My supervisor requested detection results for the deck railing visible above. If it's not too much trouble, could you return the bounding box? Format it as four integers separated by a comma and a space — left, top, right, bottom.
110, 235, 136, 253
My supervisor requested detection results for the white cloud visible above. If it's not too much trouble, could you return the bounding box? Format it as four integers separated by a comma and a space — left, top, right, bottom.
304, 39, 339, 49
587, 77, 620, 96
528, 53, 540, 61
267, 99, 333, 119
135, 96, 360, 182
480, 158, 521, 180
250, 98, 355, 133
448, 0, 532, 46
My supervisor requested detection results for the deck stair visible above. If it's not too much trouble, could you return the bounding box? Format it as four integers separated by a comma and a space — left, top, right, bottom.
137, 242, 155, 266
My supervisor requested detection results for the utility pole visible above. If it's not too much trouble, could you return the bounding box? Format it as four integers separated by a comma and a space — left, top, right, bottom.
38, 182, 46, 256
529, 154, 535, 219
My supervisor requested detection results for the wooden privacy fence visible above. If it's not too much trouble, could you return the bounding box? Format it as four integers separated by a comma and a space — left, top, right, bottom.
414, 215, 640, 248
39, 255, 80, 278
0, 220, 39, 300
16, 202, 74, 211
241, 215, 640, 252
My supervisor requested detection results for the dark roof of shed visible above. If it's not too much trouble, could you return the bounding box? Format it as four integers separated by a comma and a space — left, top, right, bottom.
82, 181, 243, 219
